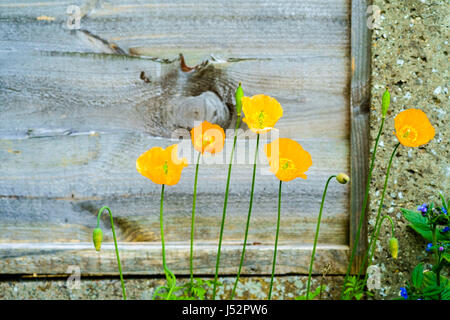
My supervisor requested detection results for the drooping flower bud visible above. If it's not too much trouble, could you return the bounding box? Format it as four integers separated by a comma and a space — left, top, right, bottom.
336, 173, 350, 184
382, 87, 390, 118
93, 228, 103, 251
389, 237, 398, 259
235, 82, 244, 117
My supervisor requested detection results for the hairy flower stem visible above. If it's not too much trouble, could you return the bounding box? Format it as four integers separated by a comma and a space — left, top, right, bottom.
341, 117, 385, 299
189, 152, 202, 287
358, 143, 400, 279
212, 115, 242, 299
160, 185, 167, 268
158, 184, 177, 300
306, 175, 336, 300
96, 206, 127, 300
268, 180, 283, 300
362, 215, 395, 286
231, 133, 260, 299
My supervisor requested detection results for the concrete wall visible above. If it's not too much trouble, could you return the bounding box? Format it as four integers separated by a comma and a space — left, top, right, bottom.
368, 0, 448, 300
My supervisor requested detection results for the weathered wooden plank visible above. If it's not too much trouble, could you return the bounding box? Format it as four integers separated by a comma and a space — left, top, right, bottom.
0, 197, 349, 244
0, 51, 348, 139
0, 132, 349, 196
0, 0, 355, 276
0, 1, 349, 57
0, 132, 350, 245
349, 0, 371, 273
0, 243, 349, 275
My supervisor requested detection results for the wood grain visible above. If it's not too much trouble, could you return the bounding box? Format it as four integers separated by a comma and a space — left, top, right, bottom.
349, 0, 371, 274
0, 243, 349, 275
0, 0, 357, 275
0, 132, 350, 246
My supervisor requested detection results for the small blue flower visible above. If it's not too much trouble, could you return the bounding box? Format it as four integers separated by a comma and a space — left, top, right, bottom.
426, 243, 433, 252
400, 287, 408, 300
417, 204, 428, 213
442, 227, 450, 233
442, 207, 447, 215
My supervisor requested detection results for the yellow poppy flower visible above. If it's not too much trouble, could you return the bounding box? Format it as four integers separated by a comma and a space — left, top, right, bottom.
394, 109, 435, 147
264, 138, 312, 182
136, 144, 188, 186
190, 121, 225, 154
242, 94, 283, 134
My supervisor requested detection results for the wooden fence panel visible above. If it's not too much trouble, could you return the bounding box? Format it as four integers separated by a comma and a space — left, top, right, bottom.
0, 0, 368, 276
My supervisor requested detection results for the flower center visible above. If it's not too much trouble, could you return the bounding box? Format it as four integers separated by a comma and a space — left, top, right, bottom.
258, 111, 265, 128
163, 161, 169, 175
399, 125, 418, 142
202, 135, 215, 147
280, 158, 295, 171
195, 134, 215, 151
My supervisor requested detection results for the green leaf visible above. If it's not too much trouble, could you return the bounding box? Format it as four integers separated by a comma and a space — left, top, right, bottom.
295, 286, 326, 300
442, 252, 450, 264
439, 193, 448, 212
411, 263, 424, 288
441, 288, 450, 300
401, 209, 450, 241
401, 209, 433, 240
402, 208, 429, 227
422, 285, 443, 298
423, 271, 450, 290
309, 286, 322, 300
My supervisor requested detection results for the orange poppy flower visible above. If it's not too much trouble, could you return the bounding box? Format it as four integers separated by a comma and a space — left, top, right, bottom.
394, 109, 435, 147
136, 144, 188, 186
264, 138, 312, 182
190, 121, 225, 154
242, 94, 283, 134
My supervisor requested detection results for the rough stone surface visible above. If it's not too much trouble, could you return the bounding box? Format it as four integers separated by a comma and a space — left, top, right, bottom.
0, 275, 343, 300
368, 0, 448, 300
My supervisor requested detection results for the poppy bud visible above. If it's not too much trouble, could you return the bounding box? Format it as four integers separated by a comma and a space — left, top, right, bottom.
336, 173, 350, 184
235, 82, 244, 117
93, 228, 103, 251
389, 237, 398, 259
382, 87, 390, 118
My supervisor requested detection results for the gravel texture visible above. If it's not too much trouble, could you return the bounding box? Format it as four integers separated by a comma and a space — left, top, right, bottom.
368, 0, 448, 300
0, 275, 343, 300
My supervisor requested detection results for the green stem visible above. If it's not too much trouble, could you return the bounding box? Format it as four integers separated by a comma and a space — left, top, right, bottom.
362, 215, 395, 286
159, 184, 176, 300
306, 175, 336, 300
268, 180, 282, 300
212, 115, 242, 299
431, 224, 441, 293
165, 267, 177, 299
96, 206, 127, 300
190, 152, 201, 286
160, 184, 167, 268
231, 133, 260, 299
341, 117, 385, 299
358, 142, 400, 278
371, 215, 395, 260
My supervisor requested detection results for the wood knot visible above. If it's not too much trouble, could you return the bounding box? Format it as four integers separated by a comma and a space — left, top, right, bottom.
138, 54, 238, 137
